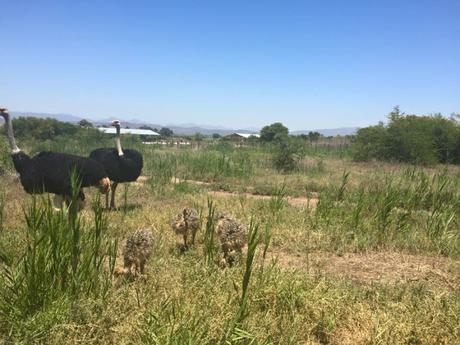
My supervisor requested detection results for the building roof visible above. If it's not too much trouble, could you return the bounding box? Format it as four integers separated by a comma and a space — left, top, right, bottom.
97, 127, 160, 136
227, 132, 260, 139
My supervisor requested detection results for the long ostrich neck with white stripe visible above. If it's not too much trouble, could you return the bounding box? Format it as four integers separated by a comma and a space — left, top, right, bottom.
0, 109, 21, 154
114, 122, 124, 156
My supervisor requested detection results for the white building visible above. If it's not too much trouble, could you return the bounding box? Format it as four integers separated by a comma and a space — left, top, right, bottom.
97, 127, 160, 136
226, 132, 260, 139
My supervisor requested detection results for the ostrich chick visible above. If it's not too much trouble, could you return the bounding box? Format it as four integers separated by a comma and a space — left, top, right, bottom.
216, 213, 247, 266
171, 208, 200, 248
115, 228, 153, 278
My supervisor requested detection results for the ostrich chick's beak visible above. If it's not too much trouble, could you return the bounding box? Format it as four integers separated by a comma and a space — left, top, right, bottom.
98, 177, 111, 194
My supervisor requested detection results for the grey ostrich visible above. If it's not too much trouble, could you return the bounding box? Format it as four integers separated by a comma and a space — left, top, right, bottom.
115, 228, 154, 278
216, 213, 247, 266
171, 208, 200, 248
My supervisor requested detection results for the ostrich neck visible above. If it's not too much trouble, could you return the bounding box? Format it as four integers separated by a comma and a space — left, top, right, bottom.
4, 115, 20, 154
115, 126, 124, 156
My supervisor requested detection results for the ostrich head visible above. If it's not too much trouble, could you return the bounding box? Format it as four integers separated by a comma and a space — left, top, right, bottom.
0, 108, 9, 119
111, 120, 121, 128
0, 108, 20, 154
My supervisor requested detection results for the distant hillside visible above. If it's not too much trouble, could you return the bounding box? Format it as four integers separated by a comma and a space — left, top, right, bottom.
8, 111, 260, 136
291, 127, 358, 136
11, 111, 83, 123
9, 111, 357, 137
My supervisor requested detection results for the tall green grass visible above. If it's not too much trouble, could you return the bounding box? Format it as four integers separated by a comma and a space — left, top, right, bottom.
203, 198, 217, 265
0, 183, 117, 341
0, 193, 4, 234
311, 168, 460, 256
223, 220, 260, 343
144, 147, 256, 182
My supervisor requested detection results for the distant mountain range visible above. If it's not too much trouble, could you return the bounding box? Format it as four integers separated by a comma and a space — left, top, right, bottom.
10, 111, 358, 136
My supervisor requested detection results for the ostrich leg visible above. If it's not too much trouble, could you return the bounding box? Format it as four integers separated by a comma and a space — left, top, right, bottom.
183, 234, 188, 248
105, 191, 109, 209
110, 182, 118, 209
191, 230, 197, 245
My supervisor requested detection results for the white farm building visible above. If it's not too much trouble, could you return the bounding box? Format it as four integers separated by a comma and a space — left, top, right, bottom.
97, 127, 160, 136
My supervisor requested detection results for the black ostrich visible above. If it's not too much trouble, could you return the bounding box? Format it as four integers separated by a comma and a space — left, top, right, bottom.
89, 120, 143, 209
0, 108, 111, 208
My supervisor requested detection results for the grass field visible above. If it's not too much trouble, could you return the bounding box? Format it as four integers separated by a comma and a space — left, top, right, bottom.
0, 143, 459, 344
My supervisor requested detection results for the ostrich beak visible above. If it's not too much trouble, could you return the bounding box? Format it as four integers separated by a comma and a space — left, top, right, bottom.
98, 177, 111, 194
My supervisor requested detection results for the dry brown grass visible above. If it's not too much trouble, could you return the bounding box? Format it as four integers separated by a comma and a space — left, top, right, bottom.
270, 249, 460, 293
0, 155, 459, 344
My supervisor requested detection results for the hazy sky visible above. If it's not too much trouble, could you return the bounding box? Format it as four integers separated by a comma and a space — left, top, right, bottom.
1, 1, 459, 130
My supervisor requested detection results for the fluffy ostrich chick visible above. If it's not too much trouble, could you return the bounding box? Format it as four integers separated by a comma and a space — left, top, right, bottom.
115, 228, 153, 278
216, 213, 247, 266
171, 208, 200, 248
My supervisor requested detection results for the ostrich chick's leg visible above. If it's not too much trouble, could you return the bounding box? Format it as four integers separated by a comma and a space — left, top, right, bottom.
183, 233, 188, 248
191, 229, 197, 245
105, 191, 109, 210
110, 182, 118, 209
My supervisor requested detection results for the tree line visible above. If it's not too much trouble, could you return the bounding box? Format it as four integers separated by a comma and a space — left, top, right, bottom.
2, 109, 458, 168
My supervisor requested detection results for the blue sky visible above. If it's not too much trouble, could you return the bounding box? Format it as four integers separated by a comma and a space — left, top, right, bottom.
1, 0, 459, 130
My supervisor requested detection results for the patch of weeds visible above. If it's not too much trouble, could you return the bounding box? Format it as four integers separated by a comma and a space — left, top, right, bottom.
209, 182, 233, 192
173, 182, 200, 194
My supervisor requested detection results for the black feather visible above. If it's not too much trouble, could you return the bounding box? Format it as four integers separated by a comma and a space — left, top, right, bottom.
89, 148, 143, 183
12, 151, 107, 197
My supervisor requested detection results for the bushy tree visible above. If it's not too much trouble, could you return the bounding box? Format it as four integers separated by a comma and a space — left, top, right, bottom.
159, 127, 174, 137
10, 117, 79, 140
308, 131, 322, 142
299, 131, 322, 143
78, 119, 93, 128
212, 133, 221, 139
353, 108, 460, 165
260, 122, 289, 142
352, 123, 387, 161
272, 136, 303, 172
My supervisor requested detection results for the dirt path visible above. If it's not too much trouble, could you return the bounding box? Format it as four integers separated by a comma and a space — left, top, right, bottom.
209, 190, 317, 208
267, 249, 460, 292
171, 177, 318, 208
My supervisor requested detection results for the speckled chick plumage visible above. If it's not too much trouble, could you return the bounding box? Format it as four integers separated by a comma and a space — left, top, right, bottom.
118, 228, 153, 277
216, 213, 247, 264
171, 208, 200, 247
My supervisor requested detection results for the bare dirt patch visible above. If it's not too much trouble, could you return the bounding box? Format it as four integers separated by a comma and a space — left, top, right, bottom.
171, 177, 318, 208
171, 177, 209, 186
210, 190, 317, 208
269, 250, 460, 292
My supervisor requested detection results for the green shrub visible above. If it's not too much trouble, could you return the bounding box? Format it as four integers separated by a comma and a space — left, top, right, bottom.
9, 117, 79, 141
272, 136, 303, 172
352, 109, 460, 165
